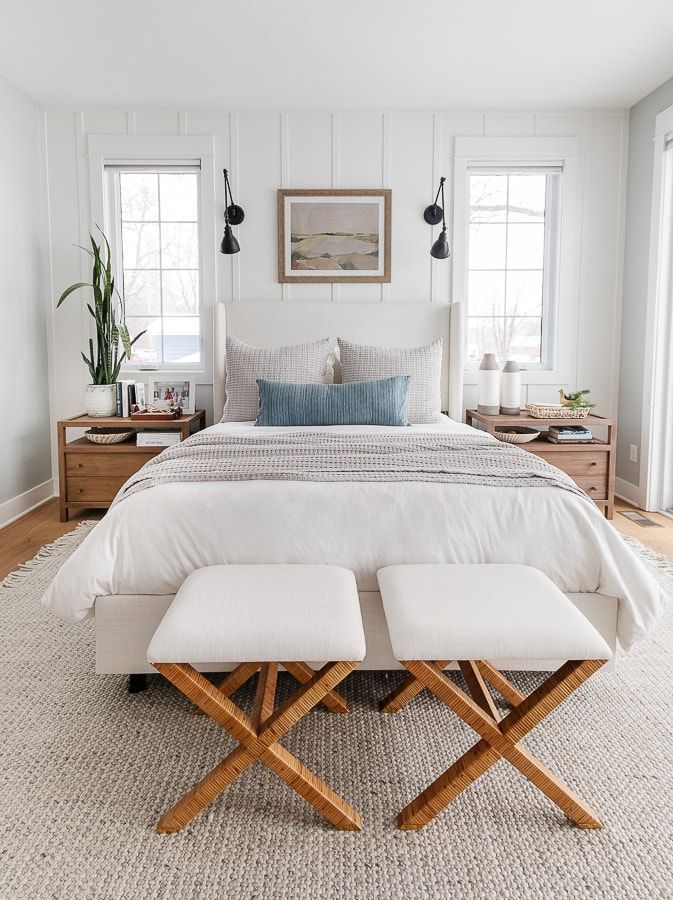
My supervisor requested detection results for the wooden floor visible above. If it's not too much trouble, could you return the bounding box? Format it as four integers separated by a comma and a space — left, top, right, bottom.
1, 496, 673, 582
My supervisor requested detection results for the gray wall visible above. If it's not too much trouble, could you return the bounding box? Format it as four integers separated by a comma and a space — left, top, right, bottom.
618, 75, 673, 487
0, 75, 51, 508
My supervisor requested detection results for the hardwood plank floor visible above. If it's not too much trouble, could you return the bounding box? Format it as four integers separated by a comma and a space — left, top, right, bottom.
1, 497, 672, 583
0, 499, 102, 581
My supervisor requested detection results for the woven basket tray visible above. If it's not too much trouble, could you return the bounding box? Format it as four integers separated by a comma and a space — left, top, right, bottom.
85, 427, 135, 445
525, 403, 590, 419
494, 426, 541, 444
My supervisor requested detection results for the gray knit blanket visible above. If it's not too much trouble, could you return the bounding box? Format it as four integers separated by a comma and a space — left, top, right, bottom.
113, 430, 590, 505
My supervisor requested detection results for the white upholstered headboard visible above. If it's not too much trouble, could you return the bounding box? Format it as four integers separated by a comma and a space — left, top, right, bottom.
213, 301, 464, 421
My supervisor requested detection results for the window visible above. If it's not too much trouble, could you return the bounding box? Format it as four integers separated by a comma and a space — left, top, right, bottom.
106, 166, 202, 369
465, 168, 561, 369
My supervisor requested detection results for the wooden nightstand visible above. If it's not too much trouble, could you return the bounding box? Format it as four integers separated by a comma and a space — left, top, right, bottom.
465, 409, 617, 519
57, 411, 206, 522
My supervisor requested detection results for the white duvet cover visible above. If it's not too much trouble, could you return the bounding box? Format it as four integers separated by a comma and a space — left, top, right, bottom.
42, 417, 666, 650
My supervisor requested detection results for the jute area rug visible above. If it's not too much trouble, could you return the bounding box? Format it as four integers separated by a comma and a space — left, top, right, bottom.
1, 523, 672, 900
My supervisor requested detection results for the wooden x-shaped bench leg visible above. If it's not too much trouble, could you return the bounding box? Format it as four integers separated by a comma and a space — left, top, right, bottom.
196, 662, 350, 715
153, 660, 361, 834
380, 660, 526, 714
396, 659, 606, 831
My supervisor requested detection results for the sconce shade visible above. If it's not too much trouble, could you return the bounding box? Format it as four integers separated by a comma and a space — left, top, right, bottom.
220, 223, 240, 255
430, 228, 450, 260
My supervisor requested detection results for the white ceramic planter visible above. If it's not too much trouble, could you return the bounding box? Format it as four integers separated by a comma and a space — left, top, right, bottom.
85, 384, 117, 417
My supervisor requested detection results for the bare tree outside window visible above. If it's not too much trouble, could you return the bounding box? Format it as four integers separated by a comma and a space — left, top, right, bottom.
466, 171, 558, 369
107, 169, 201, 367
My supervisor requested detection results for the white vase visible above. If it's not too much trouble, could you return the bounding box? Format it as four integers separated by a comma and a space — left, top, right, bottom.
85, 384, 117, 417
500, 360, 521, 415
477, 353, 500, 415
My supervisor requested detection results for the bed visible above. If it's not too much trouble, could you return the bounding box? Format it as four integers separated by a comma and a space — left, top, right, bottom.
41, 304, 666, 676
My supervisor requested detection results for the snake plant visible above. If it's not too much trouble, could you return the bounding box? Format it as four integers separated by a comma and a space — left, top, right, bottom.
56, 229, 145, 384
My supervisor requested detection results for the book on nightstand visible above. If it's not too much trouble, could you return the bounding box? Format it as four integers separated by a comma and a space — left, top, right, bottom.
547, 425, 594, 443
136, 431, 182, 447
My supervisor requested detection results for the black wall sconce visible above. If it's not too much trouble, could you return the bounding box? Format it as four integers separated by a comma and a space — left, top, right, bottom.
424, 176, 450, 260
220, 168, 245, 255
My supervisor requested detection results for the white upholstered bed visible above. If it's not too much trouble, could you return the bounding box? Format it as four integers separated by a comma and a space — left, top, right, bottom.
42, 303, 665, 675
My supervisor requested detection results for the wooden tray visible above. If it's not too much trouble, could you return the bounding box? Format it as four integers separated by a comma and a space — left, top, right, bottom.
130, 409, 181, 420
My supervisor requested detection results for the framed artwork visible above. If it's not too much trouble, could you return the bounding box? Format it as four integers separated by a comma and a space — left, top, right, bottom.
278, 189, 391, 283
149, 379, 195, 414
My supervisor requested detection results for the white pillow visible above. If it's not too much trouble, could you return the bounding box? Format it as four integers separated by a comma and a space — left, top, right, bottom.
338, 338, 442, 424
222, 336, 334, 422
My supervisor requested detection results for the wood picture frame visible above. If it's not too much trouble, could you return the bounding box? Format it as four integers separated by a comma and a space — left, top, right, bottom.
278, 188, 391, 283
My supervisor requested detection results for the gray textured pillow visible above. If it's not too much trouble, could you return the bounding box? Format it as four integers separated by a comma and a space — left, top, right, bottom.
222, 336, 334, 422
338, 338, 442, 423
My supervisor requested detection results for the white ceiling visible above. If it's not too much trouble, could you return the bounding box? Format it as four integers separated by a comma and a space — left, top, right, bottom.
1, 0, 671, 109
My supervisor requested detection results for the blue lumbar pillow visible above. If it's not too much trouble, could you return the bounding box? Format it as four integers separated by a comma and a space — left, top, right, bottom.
255, 375, 411, 427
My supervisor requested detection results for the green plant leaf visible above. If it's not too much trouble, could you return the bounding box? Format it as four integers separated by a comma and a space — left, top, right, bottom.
56, 282, 92, 307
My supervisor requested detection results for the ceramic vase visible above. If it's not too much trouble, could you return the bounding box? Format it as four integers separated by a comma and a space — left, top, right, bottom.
85, 384, 117, 417
500, 360, 521, 415
477, 353, 500, 415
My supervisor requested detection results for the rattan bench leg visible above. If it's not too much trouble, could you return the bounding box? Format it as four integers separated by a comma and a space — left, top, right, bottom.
283, 661, 350, 713
379, 661, 451, 713
396, 659, 605, 831
154, 660, 361, 833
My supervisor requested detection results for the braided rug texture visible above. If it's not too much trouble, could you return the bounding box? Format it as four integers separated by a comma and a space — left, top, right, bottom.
0, 524, 672, 900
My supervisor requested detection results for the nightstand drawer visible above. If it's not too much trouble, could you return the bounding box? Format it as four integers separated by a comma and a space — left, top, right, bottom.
572, 473, 608, 501
66, 451, 158, 477
67, 476, 129, 502
553, 452, 608, 478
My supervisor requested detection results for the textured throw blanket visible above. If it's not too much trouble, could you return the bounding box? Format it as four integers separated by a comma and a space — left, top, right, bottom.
113, 430, 590, 505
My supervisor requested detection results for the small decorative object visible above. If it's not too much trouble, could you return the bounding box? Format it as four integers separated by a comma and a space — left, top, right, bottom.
278, 189, 391, 283
56, 229, 146, 417
559, 388, 596, 411
424, 176, 450, 260
220, 168, 244, 255
500, 360, 521, 415
494, 426, 540, 444
525, 403, 590, 419
85, 427, 135, 445
477, 353, 500, 415
149, 379, 195, 414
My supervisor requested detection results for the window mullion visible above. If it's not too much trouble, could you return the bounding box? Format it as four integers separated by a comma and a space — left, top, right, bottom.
156, 172, 164, 366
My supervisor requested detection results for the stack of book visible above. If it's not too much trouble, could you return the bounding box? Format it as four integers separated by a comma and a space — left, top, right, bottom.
116, 380, 147, 417
547, 424, 593, 443
136, 431, 181, 448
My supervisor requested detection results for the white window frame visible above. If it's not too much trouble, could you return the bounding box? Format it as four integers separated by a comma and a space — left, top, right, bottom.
639, 104, 673, 511
451, 137, 581, 387
87, 134, 216, 383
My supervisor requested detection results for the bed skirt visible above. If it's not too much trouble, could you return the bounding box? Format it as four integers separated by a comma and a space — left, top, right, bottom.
94, 590, 619, 674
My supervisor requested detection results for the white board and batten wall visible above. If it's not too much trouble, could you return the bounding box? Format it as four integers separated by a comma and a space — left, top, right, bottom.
45, 108, 628, 431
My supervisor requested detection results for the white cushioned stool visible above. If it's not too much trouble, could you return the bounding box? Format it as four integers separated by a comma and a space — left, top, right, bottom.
148, 564, 366, 833
377, 563, 612, 831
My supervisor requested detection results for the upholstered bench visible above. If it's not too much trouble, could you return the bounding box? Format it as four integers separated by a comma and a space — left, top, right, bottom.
377, 563, 612, 831
148, 564, 366, 833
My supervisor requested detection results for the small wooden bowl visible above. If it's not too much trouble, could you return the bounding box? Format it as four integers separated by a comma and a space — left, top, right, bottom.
85, 427, 135, 445
494, 426, 540, 444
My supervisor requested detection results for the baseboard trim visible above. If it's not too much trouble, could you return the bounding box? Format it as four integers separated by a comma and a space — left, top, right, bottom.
615, 476, 644, 509
0, 480, 56, 529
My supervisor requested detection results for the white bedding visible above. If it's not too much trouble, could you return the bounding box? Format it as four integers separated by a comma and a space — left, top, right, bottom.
42, 417, 666, 649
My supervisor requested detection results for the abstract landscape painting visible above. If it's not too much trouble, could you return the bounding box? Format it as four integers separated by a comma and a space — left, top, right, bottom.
278, 189, 391, 283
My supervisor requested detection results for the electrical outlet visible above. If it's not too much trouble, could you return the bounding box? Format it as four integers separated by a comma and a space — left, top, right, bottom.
630, 444, 638, 463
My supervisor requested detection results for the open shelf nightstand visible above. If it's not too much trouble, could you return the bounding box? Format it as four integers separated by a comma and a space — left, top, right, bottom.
57, 411, 206, 522
465, 409, 617, 519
